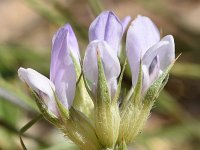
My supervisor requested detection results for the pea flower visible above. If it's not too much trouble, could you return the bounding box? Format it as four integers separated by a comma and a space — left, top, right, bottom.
18, 24, 101, 150
118, 15, 176, 145
18, 24, 78, 116
126, 15, 175, 93
89, 11, 131, 54
18, 11, 176, 150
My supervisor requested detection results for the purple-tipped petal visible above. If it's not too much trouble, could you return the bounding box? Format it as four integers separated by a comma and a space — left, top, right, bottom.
83, 40, 121, 97
121, 16, 131, 33
18, 68, 58, 116
128, 15, 160, 57
50, 24, 77, 109
142, 35, 175, 71
51, 24, 80, 81
89, 11, 123, 53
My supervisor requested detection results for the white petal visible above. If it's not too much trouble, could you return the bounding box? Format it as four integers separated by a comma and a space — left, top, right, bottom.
142, 56, 161, 94
83, 40, 121, 97
129, 15, 160, 57
159, 35, 175, 70
18, 67, 58, 116
83, 42, 99, 94
142, 65, 150, 94
142, 35, 175, 71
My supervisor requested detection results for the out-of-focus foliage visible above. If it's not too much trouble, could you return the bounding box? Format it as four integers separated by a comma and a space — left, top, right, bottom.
0, 0, 200, 150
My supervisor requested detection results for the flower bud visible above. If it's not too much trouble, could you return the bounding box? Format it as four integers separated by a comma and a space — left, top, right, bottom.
89, 11, 129, 54
118, 15, 176, 144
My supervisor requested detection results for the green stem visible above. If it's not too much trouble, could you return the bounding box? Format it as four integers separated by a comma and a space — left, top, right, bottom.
19, 115, 43, 150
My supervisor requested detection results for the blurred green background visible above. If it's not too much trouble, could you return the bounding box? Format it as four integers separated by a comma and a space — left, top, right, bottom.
0, 0, 200, 150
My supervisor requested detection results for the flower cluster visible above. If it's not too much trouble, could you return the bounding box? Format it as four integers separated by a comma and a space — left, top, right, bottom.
18, 11, 175, 150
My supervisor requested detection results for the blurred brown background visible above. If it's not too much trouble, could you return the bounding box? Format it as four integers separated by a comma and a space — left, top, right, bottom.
0, 0, 200, 150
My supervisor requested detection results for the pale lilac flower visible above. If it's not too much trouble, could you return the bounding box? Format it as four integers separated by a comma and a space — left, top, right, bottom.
126, 15, 175, 93
18, 68, 58, 115
89, 11, 131, 54
83, 40, 121, 98
18, 24, 79, 116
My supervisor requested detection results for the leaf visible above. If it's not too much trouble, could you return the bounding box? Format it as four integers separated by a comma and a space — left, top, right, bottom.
87, 0, 104, 16
41, 141, 79, 150
0, 77, 37, 114
171, 62, 200, 79
25, 0, 66, 25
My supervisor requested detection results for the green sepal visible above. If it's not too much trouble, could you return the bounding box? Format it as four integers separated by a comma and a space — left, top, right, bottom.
120, 60, 142, 111
116, 139, 127, 150
119, 86, 134, 111
112, 59, 127, 104
53, 91, 69, 123
32, 90, 59, 126
118, 60, 176, 144
82, 70, 95, 100
143, 60, 175, 104
118, 61, 142, 143
157, 74, 169, 95
94, 52, 120, 148
71, 53, 94, 118
131, 60, 143, 105
126, 60, 177, 143
118, 101, 141, 144
61, 107, 101, 150
96, 51, 111, 104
